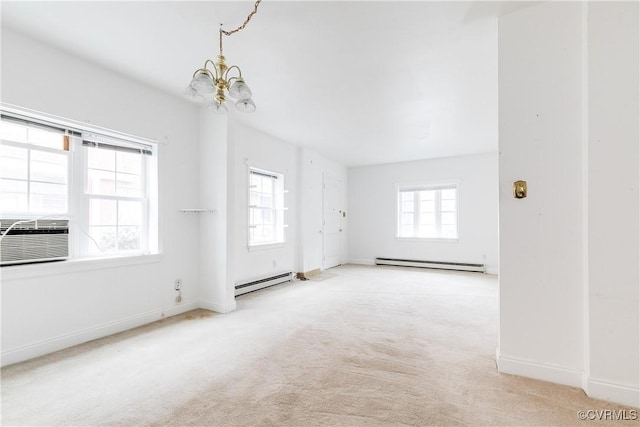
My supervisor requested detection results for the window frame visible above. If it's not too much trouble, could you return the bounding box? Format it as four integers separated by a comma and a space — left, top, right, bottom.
247, 166, 286, 249
0, 128, 72, 217
0, 106, 158, 263
80, 143, 151, 256
395, 182, 460, 241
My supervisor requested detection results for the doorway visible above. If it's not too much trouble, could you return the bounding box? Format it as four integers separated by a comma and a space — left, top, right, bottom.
322, 173, 343, 270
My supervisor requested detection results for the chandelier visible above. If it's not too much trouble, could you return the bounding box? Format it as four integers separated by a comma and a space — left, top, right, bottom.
185, 0, 261, 114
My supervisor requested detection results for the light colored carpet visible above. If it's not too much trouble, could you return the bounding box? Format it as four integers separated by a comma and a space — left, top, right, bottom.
1, 265, 631, 426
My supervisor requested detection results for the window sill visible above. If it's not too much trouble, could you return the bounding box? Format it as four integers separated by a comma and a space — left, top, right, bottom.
247, 242, 286, 252
395, 237, 459, 243
0, 253, 163, 281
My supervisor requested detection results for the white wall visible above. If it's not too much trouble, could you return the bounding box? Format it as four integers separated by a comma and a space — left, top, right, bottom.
198, 111, 236, 313
229, 121, 299, 284
299, 148, 347, 274
498, 0, 584, 379
347, 153, 499, 273
498, 1, 639, 407
0, 29, 202, 365
587, 1, 639, 405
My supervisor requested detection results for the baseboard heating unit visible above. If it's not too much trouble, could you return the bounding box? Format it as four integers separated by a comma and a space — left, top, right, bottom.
235, 272, 294, 296
375, 257, 485, 273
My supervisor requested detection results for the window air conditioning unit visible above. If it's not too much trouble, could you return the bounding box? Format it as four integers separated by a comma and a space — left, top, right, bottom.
0, 219, 70, 266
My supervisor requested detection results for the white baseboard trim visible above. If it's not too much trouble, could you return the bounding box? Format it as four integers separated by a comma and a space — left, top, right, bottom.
497, 350, 639, 408
496, 350, 582, 388
1, 300, 200, 367
199, 298, 237, 314
586, 378, 640, 408
346, 259, 376, 266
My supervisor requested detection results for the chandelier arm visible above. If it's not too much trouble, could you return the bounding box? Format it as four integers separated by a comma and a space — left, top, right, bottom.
224, 65, 243, 81
220, 0, 262, 37
203, 60, 220, 79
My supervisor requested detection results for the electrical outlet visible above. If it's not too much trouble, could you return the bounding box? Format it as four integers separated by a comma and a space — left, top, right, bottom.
175, 279, 182, 291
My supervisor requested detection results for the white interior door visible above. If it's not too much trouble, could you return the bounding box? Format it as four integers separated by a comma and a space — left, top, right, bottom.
322, 173, 343, 270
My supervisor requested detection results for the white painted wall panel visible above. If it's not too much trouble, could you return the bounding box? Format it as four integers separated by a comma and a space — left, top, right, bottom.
1, 29, 201, 364
229, 121, 299, 285
587, 1, 639, 398
498, 1, 584, 373
348, 153, 499, 273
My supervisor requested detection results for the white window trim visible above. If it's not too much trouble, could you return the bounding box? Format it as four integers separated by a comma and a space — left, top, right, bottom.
395, 181, 460, 241
0, 104, 159, 266
0, 253, 164, 281
247, 165, 286, 249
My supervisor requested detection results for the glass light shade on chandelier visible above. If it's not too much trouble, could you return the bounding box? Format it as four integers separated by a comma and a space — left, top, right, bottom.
185, 27, 256, 113
235, 97, 256, 113
228, 78, 252, 100
207, 101, 228, 114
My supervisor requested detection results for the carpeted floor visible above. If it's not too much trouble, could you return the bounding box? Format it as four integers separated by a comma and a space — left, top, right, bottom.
1, 265, 633, 426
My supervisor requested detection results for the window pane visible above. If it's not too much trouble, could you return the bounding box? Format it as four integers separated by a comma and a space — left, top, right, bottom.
252, 225, 264, 243
90, 226, 117, 252
30, 182, 67, 213
118, 226, 141, 250
261, 177, 273, 193
441, 189, 456, 199
442, 212, 457, 226
0, 145, 28, 180
441, 225, 457, 238
90, 199, 117, 225
263, 208, 273, 224
420, 200, 435, 213
400, 191, 413, 203
250, 191, 260, 206
401, 213, 414, 225
399, 225, 413, 237
262, 224, 275, 242
442, 199, 456, 211
88, 169, 116, 195
118, 201, 142, 226
250, 175, 261, 192
419, 190, 436, 201
419, 211, 435, 225
260, 195, 273, 208
0, 179, 28, 212
0, 121, 28, 143
418, 225, 436, 238
88, 148, 115, 171
401, 200, 414, 213
116, 151, 141, 175
116, 173, 142, 197
30, 151, 67, 184
28, 128, 64, 150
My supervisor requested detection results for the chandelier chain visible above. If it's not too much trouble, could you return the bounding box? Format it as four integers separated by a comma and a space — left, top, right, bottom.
221, 0, 262, 37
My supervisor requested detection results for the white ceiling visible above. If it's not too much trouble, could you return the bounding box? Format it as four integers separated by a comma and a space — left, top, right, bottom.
1, 1, 536, 167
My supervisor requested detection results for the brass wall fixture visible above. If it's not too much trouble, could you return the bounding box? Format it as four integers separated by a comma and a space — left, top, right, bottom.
513, 180, 527, 199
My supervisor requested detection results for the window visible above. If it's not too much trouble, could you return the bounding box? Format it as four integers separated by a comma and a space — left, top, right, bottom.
0, 110, 157, 259
248, 168, 285, 246
0, 120, 70, 215
83, 139, 151, 254
397, 184, 458, 239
